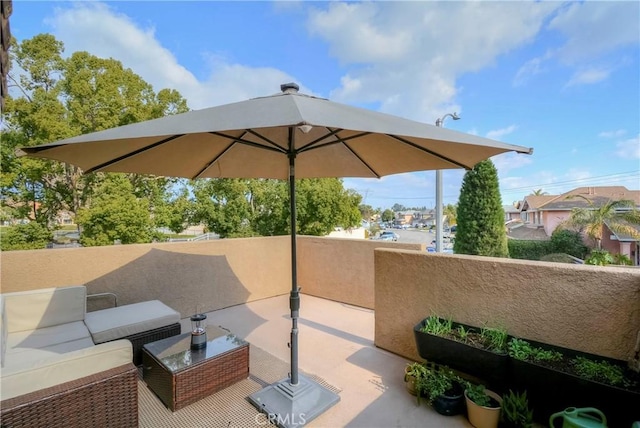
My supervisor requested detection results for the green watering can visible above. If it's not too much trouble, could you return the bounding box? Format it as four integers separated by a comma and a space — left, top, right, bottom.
550, 407, 607, 428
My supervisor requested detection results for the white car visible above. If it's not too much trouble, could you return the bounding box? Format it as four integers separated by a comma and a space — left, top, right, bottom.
379, 231, 399, 241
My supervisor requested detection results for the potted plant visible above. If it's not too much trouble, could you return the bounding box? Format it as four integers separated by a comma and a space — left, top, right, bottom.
507, 337, 640, 427
465, 383, 502, 428
499, 390, 533, 428
404, 362, 427, 397
413, 315, 510, 389
416, 365, 466, 416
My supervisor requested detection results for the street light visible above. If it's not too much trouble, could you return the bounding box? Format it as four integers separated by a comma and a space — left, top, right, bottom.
434, 112, 460, 252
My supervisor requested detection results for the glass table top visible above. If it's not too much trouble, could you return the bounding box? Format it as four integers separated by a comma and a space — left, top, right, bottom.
143, 328, 248, 374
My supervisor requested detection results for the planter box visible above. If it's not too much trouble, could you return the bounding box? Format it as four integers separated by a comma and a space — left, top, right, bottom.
509, 338, 640, 427
413, 319, 509, 390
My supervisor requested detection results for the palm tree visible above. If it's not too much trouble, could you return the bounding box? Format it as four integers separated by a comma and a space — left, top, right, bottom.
531, 189, 548, 196
563, 197, 640, 250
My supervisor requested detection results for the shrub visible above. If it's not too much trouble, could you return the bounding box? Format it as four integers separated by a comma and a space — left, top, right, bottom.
550, 229, 588, 259
508, 239, 554, 260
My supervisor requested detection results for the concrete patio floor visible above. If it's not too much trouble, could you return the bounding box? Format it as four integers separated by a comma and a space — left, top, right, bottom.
174, 294, 472, 428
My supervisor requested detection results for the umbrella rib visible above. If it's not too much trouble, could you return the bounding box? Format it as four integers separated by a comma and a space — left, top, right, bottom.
388, 134, 471, 169
84, 134, 185, 174
297, 130, 371, 154
210, 131, 287, 153
191, 141, 235, 179
297, 128, 343, 152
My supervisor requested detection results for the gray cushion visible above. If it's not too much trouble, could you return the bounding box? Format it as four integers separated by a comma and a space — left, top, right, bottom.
84, 300, 180, 344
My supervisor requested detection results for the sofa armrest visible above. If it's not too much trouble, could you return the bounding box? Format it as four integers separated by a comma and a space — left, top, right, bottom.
0, 363, 138, 428
1, 339, 132, 400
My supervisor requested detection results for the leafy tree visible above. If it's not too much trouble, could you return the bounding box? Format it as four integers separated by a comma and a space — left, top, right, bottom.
3, 34, 188, 233
454, 159, 508, 257
191, 179, 254, 238
0, 223, 53, 251
76, 175, 154, 246
381, 209, 395, 222
584, 249, 614, 266
392, 203, 406, 212
359, 204, 375, 222
563, 197, 640, 250
444, 204, 457, 226
550, 229, 588, 259
191, 178, 361, 238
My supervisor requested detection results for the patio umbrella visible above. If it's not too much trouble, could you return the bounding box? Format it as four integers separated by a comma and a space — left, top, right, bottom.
19, 83, 533, 426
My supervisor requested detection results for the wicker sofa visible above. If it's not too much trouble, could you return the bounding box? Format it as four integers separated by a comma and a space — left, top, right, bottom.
0, 285, 181, 427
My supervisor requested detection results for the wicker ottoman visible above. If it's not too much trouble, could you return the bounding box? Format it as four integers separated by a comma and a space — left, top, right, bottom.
142, 331, 249, 411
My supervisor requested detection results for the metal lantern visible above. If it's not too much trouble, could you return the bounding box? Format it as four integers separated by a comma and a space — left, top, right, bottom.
190, 313, 207, 350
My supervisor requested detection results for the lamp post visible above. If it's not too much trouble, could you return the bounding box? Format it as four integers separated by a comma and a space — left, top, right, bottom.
434, 113, 460, 252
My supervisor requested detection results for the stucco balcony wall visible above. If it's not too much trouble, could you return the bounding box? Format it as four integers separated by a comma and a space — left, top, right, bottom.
374, 248, 640, 362
0, 236, 291, 317
297, 236, 423, 309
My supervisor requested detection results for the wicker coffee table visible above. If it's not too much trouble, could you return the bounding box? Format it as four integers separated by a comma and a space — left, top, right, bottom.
142, 330, 249, 411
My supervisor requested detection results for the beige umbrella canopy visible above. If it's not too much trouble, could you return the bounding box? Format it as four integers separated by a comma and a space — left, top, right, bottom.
19, 84, 532, 179
19, 83, 533, 426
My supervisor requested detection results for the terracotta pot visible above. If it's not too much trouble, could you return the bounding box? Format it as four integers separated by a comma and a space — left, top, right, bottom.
464, 389, 502, 428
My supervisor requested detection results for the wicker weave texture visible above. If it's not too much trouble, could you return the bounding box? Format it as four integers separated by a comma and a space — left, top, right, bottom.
0, 364, 138, 428
123, 322, 181, 365
143, 343, 249, 411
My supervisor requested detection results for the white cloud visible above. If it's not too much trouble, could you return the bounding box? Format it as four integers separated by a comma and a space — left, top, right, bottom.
548, 2, 640, 65
513, 51, 553, 86
514, 2, 639, 87
307, 1, 557, 121
46, 3, 298, 109
486, 125, 518, 140
565, 66, 612, 88
616, 135, 640, 159
599, 129, 626, 139
492, 151, 533, 175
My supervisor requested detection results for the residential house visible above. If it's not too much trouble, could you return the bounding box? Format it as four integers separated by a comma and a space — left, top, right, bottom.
516, 186, 640, 264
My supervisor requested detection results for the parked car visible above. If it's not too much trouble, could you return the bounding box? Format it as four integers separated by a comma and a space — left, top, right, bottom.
379, 231, 399, 241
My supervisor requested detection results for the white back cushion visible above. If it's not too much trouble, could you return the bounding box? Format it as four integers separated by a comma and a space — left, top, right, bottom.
3, 286, 87, 333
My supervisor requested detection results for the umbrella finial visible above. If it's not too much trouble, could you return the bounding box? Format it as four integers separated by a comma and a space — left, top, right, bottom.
281, 82, 299, 94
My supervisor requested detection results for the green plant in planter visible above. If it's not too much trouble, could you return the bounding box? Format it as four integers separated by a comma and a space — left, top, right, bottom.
457, 325, 469, 342
500, 390, 534, 428
466, 383, 493, 407
416, 366, 464, 405
421, 316, 453, 336
572, 357, 629, 388
404, 362, 429, 398
508, 338, 562, 362
480, 325, 508, 353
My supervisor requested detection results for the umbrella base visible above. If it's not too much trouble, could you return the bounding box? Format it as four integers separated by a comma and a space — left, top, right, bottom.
248, 374, 340, 428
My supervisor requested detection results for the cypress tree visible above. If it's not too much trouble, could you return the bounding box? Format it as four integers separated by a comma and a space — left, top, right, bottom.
453, 159, 509, 257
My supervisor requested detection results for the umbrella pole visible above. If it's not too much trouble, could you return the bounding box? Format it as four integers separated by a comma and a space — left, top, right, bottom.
247, 128, 339, 428
288, 153, 300, 386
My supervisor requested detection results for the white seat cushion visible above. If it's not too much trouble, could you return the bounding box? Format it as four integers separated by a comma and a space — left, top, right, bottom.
1, 339, 132, 400
5, 337, 95, 360
6, 321, 91, 352
84, 300, 180, 344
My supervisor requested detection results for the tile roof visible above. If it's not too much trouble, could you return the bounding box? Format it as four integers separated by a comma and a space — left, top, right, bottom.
542, 186, 640, 210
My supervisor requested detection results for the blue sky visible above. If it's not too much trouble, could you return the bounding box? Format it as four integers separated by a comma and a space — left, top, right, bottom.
11, 1, 640, 210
